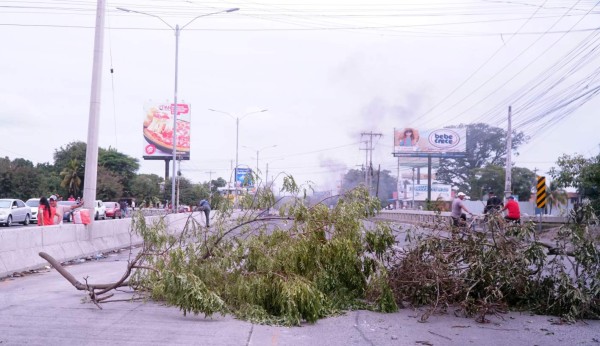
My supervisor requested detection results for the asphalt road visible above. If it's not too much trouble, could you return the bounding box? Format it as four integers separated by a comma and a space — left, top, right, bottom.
1, 244, 599, 346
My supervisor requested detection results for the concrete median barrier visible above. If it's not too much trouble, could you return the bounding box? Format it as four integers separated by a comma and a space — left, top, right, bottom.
0, 212, 207, 278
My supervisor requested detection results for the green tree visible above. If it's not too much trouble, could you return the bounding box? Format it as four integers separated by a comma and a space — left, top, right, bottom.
340, 168, 366, 192
36, 162, 61, 197
341, 168, 398, 206
54, 141, 140, 198
511, 166, 536, 202
54, 142, 87, 174
548, 154, 590, 190
130, 174, 163, 207
549, 153, 600, 213
469, 165, 534, 201
436, 123, 528, 194
176, 177, 208, 207
547, 181, 568, 214
98, 147, 140, 195
471, 165, 505, 200
11, 158, 41, 200
374, 168, 397, 206
96, 166, 124, 201
60, 159, 83, 197
208, 177, 228, 208
210, 177, 227, 194
0, 157, 14, 197
0, 158, 39, 199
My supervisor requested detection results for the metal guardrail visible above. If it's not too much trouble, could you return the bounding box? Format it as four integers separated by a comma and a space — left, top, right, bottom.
375, 210, 568, 225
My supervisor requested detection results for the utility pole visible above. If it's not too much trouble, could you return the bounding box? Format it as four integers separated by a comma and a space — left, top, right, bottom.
359, 141, 369, 187
360, 132, 383, 195
375, 164, 381, 200
82, 0, 106, 225
504, 106, 513, 199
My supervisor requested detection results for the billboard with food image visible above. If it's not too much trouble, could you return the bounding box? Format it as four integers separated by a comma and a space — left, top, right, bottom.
394, 127, 466, 157
143, 101, 191, 160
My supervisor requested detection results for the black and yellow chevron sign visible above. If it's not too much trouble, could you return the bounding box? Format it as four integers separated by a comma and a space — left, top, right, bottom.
536, 176, 547, 208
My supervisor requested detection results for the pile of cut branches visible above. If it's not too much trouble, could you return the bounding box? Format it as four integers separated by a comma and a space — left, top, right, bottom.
387, 203, 600, 322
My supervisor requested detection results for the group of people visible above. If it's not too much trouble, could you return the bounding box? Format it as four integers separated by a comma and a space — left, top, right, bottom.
38, 195, 84, 226
451, 191, 521, 228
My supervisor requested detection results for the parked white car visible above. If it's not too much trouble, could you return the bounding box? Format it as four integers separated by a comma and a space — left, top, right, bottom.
94, 200, 106, 220
0, 199, 32, 226
25, 198, 40, 224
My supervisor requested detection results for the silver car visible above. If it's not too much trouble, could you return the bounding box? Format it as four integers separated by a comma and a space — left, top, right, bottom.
0, 199, 32, 226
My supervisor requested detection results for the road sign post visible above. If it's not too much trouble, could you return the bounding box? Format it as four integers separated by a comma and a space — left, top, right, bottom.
536, 176, 547, 232
536, 176, 547, 209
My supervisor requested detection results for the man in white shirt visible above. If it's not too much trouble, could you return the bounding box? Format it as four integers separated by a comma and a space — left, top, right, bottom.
451, 192, 473, 227
49, 195, 84, 224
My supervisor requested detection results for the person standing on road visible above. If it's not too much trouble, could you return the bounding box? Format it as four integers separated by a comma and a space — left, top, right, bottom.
51, 195, 84, 224
501, 195, 521, 224
451, 192, 474, 227
197, 199, 211, 227
120, 200, 128, 217
38, 196, 55, 226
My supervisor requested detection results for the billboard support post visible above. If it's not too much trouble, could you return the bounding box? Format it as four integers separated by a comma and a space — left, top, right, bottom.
411, 167, 415, 208
164, 159, 169, 181
427, 155, 432, 202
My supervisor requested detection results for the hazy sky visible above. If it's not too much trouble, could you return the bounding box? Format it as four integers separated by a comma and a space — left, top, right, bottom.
1, 0, 599, 192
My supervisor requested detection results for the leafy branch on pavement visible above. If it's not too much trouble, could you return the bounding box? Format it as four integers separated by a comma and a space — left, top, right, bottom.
40, 176, 600, 325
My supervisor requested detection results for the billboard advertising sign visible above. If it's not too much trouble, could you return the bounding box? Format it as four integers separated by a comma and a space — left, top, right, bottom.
143, 101, 191, 160
394, 127, 466, 157
235, 167, 254, 187
405, 184, 452, 201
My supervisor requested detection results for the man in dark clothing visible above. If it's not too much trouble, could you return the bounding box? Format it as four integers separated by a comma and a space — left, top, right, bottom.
119, 200, 128, 218
198, 199, 211, 227
484, 191, 504, 215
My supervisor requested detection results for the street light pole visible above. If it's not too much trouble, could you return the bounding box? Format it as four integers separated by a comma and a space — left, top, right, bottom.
118, 6, 239, 212
172, 24, 180, 212
209, 108, 267, 206
236, 117, 240, 185
243, 144, 277, 187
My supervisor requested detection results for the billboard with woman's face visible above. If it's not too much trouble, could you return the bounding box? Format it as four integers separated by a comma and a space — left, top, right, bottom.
394, 127, 466, 156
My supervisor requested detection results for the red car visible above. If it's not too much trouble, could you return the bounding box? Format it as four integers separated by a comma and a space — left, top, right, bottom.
103, 201, 123, 219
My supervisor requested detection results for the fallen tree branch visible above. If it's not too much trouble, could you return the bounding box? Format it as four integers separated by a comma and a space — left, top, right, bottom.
38, 252, 132, 291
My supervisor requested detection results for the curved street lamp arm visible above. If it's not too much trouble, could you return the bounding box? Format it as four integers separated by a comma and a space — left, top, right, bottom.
116, 7, 174, 30
208, 108, 236, 120
181, 8, 239, 30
